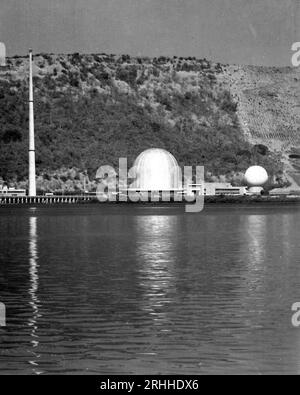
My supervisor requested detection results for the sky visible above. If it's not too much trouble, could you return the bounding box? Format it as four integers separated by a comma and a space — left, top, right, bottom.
0, 0, 299, 66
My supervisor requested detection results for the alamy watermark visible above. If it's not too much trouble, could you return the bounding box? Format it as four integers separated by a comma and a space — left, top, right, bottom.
291, 42, 300, 67
289, 47, 300, 326
95, 158, 205, 213
0, 302, 5, 327
292, 303, 300, 328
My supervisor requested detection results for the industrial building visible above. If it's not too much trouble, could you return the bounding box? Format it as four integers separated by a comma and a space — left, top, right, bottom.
126, 148, 249, 198
0, 185, 26, 197
0, 50, 268, 202
199, 183, 248, 196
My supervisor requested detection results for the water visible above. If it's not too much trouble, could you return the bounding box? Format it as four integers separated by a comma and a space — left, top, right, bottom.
0, 204, 300, 375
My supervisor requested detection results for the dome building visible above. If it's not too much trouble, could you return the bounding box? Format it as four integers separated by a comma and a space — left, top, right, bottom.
244, 166, 268, 195
130, 148, 182, 191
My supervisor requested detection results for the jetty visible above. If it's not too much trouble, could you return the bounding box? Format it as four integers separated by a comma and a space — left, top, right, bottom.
0, 195, 96, 205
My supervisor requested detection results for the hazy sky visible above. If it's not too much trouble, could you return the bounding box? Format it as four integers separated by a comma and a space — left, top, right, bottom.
0, 0, 299, 66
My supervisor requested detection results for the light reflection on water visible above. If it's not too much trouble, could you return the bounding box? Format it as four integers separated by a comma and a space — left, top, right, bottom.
28, 216, 42, 374
0, 205, 300, 374
135, 216, 176, 338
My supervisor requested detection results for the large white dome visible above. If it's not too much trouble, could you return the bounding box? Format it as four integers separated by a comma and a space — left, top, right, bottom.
245, 166, 268, 186
131, 148, 182, 190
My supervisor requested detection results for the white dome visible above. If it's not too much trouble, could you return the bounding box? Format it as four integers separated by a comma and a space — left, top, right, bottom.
245, 166, 268, 186
131, 148, 182, 190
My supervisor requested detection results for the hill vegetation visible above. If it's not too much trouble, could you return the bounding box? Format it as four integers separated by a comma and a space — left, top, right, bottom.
0, 53, 296, 193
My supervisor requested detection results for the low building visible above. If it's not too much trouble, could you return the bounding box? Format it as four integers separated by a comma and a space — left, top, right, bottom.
0, 186, 26, 197
189, 183, 248, 196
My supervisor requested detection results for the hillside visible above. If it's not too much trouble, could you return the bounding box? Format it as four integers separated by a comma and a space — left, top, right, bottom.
219, 64, 300, 191
0, 53, 299, 193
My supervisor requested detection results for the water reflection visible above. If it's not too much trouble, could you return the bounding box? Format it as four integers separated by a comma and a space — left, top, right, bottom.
1, 206, 300, 374
28, 216, 42, 374
244, 214, 267, 271
135, 216, 178, 332
236, 213, 300, 374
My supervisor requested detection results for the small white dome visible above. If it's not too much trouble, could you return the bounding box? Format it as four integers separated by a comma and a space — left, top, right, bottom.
245, 166, 268, 186
131, 148, 182, 190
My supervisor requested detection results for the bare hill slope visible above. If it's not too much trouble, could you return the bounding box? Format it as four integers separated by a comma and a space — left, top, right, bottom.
220, 64, 300, 190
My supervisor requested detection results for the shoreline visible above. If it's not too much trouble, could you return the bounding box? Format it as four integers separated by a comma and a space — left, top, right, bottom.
1, 195, 300, 208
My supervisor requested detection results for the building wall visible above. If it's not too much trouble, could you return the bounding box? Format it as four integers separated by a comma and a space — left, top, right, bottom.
204, 183, 247, 196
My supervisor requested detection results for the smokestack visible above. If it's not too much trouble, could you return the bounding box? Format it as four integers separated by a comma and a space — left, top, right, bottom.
28, 49, 36, 197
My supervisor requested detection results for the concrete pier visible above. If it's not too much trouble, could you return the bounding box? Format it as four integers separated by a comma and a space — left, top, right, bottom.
0, 195, 95, 205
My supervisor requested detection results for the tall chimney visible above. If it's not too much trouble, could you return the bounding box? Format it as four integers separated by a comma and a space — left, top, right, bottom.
28, 49, 36, 196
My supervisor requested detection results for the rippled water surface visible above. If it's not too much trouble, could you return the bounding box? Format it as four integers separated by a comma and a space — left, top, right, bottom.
0, 204, 300, 374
